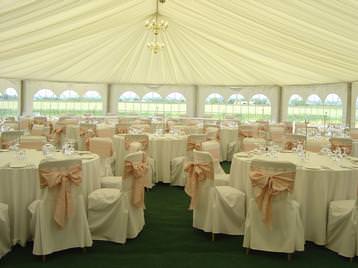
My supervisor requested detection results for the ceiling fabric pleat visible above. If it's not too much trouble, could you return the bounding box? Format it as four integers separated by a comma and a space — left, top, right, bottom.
0, 0, 357, 85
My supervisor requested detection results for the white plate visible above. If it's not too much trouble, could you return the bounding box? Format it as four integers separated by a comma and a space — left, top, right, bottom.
80, 155, 95, 160
235, 152, 249, 158
9, 162, 27, 168
304, 165, 321, 170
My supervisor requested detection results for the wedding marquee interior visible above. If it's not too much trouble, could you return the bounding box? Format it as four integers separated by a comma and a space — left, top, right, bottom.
1, 0, 358, 267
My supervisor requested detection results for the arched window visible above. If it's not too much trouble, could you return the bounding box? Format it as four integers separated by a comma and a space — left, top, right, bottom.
323, 94, 343, 124
304, 94, 323, 124
248, 94, 271, 121
288, 94, 305, 121
81, 90, 103, 115
57, 90, 80, 115
118, 91, 141, 114
32, 89, 58, 116
226, 94, 248, 120
141, 92, 163, 114
204, 93, 225, 115
165, 92, 186, 114
0, 88, 19, 116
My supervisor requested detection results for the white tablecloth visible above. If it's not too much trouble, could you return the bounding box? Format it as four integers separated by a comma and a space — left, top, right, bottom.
352, 140, 358, 157
0, 150, 101, 246
113, 134, 187, 183
229, 152, 358, 245
220, 127, 238, 161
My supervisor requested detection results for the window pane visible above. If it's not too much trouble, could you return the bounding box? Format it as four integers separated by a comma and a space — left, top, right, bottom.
0, 88, 19, 116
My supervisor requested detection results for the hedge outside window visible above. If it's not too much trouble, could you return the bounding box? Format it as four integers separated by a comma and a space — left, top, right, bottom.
164, 92, 186, 114
204, 93, 225, 114
247, 94, 271, 121
0, 88, 19, 116
118, 91, 187, 115
33, 89, 103, 116
226, 94, 249, 120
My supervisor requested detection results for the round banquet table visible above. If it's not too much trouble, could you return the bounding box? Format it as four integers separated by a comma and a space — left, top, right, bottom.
220, 127, 238, 161
0, 149, 101, 246
113, 134, 187, 183
229, 151, 358, 245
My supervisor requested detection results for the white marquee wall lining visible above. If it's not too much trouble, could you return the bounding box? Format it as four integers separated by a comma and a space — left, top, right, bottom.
1, 78, 358, 126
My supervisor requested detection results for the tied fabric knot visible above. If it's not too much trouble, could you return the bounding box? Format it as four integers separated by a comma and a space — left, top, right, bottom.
54, 126, 65, 144
117, 127, 128, 134
285, 140, 295, 150
239, 130, 254, 138
124, 159, 148, 208
249, 168, 295, 227
39, 164, 82, 228
124, 137, 148, 151
187, 141, 202, 151
80, 128, 96, 150
184, 162, 213, 210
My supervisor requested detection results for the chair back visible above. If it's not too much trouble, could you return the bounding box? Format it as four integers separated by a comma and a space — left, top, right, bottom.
124, 134, 149, 153
3, 122, 19, 130
205, 126, 220, 141
1, 131, 24, 148
38, 159, 82, 228
89, 137, 113, 157
19, 136, 46, 150
329, 137, 353, 155
33, 116, 47, 125
121, 151, 148, 208
238, 125, 258, 139
184, 150, 215, 209
116, 122, 130, 134
96, 127, 115, 138
249, 159, 296, 226
350, 128, 358, 139
187, 134, 207, 152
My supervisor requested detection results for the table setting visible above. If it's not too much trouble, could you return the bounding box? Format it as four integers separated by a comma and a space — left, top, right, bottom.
229, 144, 358, 245
0, 142, 101, 246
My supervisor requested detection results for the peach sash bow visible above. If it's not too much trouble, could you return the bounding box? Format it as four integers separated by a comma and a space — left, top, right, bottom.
39, 164, 82, 228
239, 130, 255, 138
80, 128, 95, 149
184, 162, 214, 210
124, 137, 148, 151
117, 126, 128, 134
331, 142, 352, 155
54, 126, 66, 144
187, 141, 202, 151
249, 168, 295, 227
124, 159, 148, 208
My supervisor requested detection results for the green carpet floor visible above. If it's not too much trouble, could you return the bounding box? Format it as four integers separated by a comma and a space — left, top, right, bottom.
1, 162, 356, 268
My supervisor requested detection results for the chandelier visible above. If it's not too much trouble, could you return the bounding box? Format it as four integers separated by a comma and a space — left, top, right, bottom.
145, 0, 168, 54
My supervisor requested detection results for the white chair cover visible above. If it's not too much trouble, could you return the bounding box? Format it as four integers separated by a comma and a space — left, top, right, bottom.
0, 203, 11, 259
28, 159, 92, 256
1, 131, 23, 149
19, 136, 47, 150
243, 159, 305, 254
170, 134, 207, 186
184, 150, 245, 235
89, 137, 114, 176
88, 151, 147, 243
201, 140, 228, 186
326, 193, 358, 258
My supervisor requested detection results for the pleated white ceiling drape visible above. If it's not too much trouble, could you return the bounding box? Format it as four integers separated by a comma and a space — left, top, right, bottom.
0, 0, 358, 85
